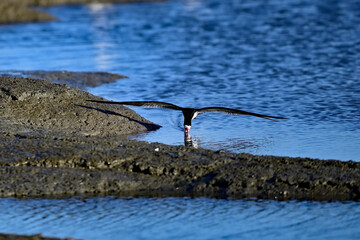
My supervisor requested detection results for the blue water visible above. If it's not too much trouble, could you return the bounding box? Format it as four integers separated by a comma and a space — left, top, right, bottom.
0, 197, 359, 240
0, 1, 360, 239
0, 0, 359, 161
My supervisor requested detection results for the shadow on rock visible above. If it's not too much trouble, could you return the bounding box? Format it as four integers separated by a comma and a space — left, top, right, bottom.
77, 104, 161, 131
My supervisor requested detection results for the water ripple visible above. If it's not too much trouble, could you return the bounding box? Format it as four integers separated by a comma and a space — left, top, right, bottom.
0, 197, 360, 239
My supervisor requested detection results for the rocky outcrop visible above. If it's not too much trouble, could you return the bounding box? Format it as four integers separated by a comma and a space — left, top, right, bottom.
0, 0, 164, 24
0, 2, 55, 24
0, 75, 359, 201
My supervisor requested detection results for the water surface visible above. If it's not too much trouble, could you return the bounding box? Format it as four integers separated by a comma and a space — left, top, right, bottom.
0, 0, 359, 160
0, 197, 359, 240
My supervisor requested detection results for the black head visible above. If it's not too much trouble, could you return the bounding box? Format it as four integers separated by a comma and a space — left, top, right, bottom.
182, 108, 197, 127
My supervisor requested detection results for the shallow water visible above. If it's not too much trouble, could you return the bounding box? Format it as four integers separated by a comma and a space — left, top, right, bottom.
0, 0, 359, 161
0, 197, 359, 240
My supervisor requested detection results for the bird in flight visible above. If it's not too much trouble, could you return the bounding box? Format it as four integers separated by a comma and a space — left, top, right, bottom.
88, 100, 287, 132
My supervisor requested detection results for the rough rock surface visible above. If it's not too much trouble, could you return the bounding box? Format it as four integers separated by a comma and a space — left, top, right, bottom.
0, 76, 159, 136
0, 75, 359, 201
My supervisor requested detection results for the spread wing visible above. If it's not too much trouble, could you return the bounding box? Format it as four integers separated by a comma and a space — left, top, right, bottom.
88, 100, 183, 111
198, 107, 287, 120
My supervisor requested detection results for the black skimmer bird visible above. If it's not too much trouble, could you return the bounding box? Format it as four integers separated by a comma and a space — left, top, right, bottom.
88, 100, 287, 132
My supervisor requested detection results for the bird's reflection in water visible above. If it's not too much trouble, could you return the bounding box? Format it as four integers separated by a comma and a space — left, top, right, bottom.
183, 129, 269, 152
184, 131, 199, 148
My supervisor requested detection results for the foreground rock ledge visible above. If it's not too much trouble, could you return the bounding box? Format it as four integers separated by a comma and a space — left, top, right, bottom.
0, 76, 359, 201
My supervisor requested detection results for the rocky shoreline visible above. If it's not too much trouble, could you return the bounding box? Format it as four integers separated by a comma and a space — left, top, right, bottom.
0, 0, 163, 24
0, 233, 71, 240
0, 70, 127, 89
0, 73, 359, 201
